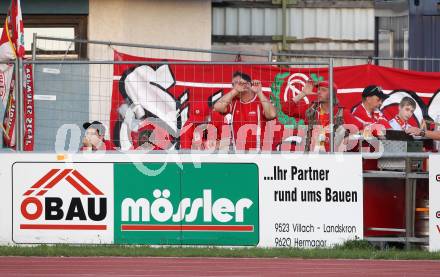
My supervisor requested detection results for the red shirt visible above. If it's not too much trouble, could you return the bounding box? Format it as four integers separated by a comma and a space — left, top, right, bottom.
180, 121, 218, 150
282, 94, 317, 121
210, 109, 229, 142
226, 92, 273, 151
180, 121, 198, 149
352, 104, 392, 129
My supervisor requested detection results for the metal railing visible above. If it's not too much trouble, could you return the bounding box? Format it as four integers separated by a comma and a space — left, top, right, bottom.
18, 59, 333, 152
32, 35, 440, 70
10, 53, 436, 249
32, 35, 271, 62
10, 35, 438, 154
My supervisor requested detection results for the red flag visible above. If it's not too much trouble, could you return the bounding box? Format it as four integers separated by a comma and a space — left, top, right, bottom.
111, 51, 440, 150
0, 0, 25, 61
0, 0, 24, 148
2, 80, 15, 147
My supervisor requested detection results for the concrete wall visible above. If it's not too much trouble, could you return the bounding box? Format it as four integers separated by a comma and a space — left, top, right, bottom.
88, 0, 211, 59
87, 0, 212, 137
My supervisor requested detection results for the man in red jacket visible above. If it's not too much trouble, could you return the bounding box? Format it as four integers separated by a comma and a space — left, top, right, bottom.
352, 85, 391, 130
351, 86, 391, 163
283, 80, 363, 152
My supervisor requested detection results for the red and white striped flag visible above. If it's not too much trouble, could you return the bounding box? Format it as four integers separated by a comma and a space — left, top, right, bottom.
0, 0, 24, 148
0, 0, 25, 62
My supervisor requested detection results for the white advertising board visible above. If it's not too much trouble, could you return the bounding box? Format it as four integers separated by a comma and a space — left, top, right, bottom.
1, 153, 363, 247
258, 155, 363, 247
429, 154, 440, 252
12, 162, 114, 244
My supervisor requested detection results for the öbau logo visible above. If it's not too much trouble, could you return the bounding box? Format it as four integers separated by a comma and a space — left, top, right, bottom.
20, 168, 108, 230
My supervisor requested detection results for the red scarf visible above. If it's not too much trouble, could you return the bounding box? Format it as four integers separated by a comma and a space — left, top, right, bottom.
394, 115, 408, 129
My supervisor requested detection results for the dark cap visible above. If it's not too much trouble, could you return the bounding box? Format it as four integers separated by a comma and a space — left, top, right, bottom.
362, 85, 388, 100
83, 121, 105, 135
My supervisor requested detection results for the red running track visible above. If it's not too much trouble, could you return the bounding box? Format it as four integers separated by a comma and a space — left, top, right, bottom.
0, 257, 439, 276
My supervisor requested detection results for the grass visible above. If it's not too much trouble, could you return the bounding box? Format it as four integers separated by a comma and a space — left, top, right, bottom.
0, 241, 440, 260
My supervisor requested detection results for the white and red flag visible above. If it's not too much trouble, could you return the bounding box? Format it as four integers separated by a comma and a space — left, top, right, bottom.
0, 0, 25, 149
0, 0, 25, 62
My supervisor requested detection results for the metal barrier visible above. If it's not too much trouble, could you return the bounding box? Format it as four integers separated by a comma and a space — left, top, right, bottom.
273, 52, 440, 72
362, 152, 429, 249
18, 59, 333, 152
3, 36, 437, 249
32, 35, 271, 62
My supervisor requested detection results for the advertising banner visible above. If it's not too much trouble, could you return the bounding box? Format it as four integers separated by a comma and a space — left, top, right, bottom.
12, 162, 114, 244
8, 154, 362, 247
429, 154, 440, 251
114, 163, 259, 245
258, 155, 363, 247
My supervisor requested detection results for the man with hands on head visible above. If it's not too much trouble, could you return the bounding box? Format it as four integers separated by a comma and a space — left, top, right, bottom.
213, 71, 277, 150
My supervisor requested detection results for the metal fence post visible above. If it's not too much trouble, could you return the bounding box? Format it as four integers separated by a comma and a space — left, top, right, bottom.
404, 157, 416, 249
14, 59, 19, 150
329, 58, 334, 153
32, 33, 37, 61
15, 58, 24, 151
